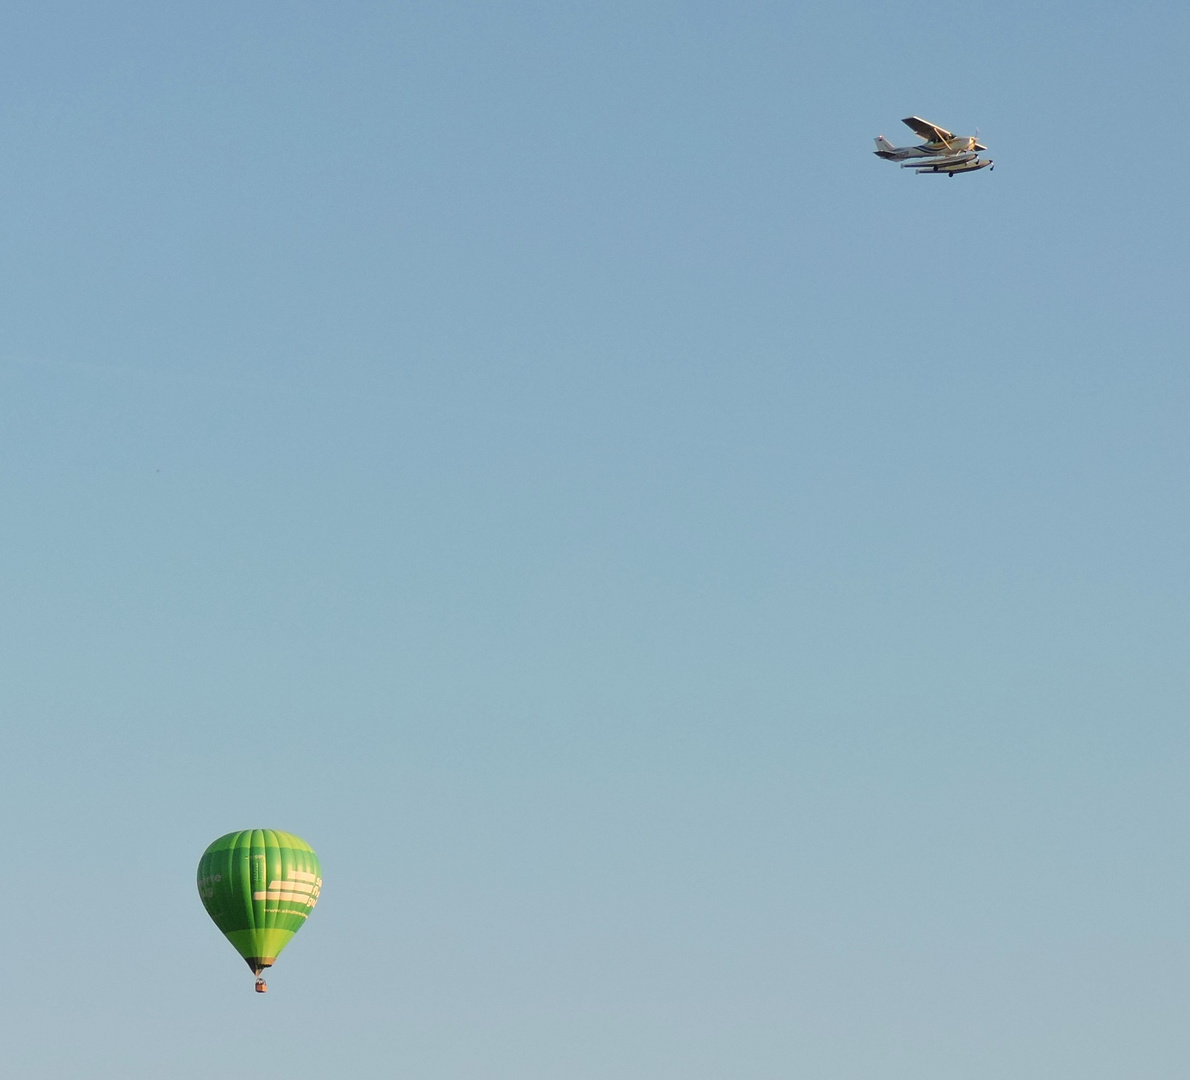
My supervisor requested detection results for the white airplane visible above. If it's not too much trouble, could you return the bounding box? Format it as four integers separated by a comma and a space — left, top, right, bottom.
874, 116, 993, 176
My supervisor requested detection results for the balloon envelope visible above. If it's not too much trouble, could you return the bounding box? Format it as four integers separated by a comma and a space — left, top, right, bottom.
197, 829, 322, 975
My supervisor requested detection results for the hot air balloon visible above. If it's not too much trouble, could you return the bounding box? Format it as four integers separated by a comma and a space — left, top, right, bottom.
197, 829, 321, 992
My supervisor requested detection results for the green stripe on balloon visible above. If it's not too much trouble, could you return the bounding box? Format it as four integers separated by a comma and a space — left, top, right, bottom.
198, 829, 322, 977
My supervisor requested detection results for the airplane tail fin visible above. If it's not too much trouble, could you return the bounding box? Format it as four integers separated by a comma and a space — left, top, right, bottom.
873, 135, 898, 157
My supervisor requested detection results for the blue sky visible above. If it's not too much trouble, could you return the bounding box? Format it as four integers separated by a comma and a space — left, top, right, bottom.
2, 2, 1189, 1077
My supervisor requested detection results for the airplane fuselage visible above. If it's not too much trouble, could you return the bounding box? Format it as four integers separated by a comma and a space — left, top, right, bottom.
899, 151, 978, 169
873, 135, 984, 160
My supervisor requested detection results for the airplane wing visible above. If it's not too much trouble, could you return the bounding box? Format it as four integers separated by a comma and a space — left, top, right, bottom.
902, 116, 954, 143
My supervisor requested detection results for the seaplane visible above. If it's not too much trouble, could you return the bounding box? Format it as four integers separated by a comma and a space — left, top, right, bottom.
874, 116, 993, 176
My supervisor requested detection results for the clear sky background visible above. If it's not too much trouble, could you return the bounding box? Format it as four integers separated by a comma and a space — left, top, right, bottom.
2, 1, 1188, 1077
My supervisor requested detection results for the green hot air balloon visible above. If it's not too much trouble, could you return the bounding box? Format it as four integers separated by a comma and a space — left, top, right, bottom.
197, 829, 322, 992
